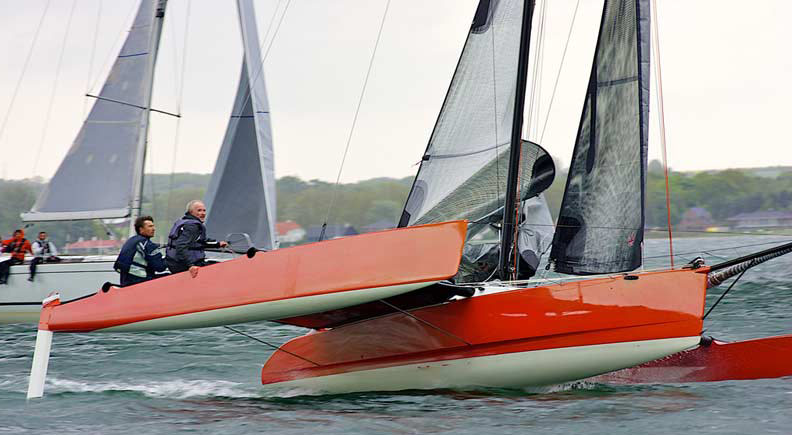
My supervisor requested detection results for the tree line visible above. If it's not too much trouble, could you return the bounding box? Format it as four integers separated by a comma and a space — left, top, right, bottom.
1, 163, 790, 246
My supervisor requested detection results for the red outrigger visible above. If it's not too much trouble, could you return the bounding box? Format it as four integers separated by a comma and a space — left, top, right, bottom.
36, 221, 468, 333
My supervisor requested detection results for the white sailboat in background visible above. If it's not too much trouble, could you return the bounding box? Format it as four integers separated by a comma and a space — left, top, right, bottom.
1, 0, 277, 323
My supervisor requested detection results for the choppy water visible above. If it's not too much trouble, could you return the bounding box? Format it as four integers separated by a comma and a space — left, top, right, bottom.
1, 236, 791, 434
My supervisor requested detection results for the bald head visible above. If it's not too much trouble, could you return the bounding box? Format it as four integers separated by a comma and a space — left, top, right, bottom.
186, 200, 207, 222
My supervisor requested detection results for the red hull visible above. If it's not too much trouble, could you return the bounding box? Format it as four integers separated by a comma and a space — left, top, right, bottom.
39, 221, 467, 332
590, 334, 792, 383
261, 268, 710, 386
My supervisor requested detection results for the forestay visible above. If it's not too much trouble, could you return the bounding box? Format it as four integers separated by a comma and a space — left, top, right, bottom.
204, 0, 277, 250
550, 0, 650, 275
22, 0, 164, 222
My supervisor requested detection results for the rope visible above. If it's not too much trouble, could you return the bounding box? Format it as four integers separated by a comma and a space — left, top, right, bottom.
539, 0, 581, 143
319, 0, 392, 241
223, 325, 319, 366
0, 0, 52, 150
490, 9, 501, 207
379, 300, 471, 346
224, 0, 292, 131
651, 0, 675, 268
702, 268, 747, 320
83, 0, 103, 117
471, 216, 792, 239
526, 0, 546, 139
87, 0, 139, 94
167, 0, 193, 224
32, 0, 78, 178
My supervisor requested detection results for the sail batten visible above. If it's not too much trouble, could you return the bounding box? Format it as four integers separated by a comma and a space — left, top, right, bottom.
549, 0, 651, 275
22, 0, 164, 223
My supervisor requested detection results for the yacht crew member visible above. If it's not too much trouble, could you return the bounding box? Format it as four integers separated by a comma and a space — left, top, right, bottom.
114, 216, 167, 287
29, 231, 61, 282
166, 200, 227, 278
0, 229, 33, 285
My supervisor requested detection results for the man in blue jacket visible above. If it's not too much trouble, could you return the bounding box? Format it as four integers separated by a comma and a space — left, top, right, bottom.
166, 200, 227, 278
114, 216, 167, 287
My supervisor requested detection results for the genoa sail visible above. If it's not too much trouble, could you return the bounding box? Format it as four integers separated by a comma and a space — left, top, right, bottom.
399, 0, 555, 281
399, 0, 527, 229
549, 0, 650, 275
22, 0, 165, 222
204, 0, 277, 250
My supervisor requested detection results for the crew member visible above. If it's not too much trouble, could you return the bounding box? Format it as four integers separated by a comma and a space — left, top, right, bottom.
166, 200, 227, 278
0, 229, 33, 285
114, 216, 167, 287
29, 231, 61, 282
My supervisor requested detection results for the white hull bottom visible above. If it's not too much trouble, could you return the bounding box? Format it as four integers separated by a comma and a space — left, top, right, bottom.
262, 336, 701, 396
104, 281, 438, 332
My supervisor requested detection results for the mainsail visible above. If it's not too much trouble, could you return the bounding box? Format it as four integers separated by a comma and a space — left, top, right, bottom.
22, 0, 166, 222
400, 0, 555, 281
204, 0, 277, 251
549, 0, 650, 275
399, 0, 527, 228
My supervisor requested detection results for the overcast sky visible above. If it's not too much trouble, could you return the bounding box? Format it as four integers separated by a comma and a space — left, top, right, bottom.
1, 0, 790, 183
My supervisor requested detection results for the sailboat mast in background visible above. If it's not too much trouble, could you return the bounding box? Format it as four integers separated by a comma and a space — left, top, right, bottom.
129, 0, 169, 236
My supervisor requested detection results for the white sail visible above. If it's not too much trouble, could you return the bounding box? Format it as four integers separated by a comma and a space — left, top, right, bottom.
204, 0, 277, 250
22, 0, 167, 222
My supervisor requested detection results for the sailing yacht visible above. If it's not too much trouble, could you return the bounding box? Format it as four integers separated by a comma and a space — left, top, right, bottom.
1, 0, 277, 323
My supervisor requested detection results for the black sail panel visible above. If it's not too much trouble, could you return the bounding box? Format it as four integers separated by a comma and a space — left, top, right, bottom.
550, 0, 650, 275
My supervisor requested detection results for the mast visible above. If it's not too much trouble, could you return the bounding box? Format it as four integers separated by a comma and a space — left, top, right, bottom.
498, 0, 535, 280
128, 0, 168, 236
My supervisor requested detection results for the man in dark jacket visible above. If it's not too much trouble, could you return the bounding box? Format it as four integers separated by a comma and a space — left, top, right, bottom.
114, 216, 167, 287
166, 200, 227, 278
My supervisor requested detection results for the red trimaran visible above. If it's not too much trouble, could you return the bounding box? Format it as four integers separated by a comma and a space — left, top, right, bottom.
28, 0, 792, 398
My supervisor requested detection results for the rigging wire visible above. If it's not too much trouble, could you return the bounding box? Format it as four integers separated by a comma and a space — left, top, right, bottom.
526, 0, 546, 140
86, 0, 140, 94
319, 0, 392, 241
702, 268, 747, 321
379, 300, 471, 346
32, 0, 78, 178
651, 0, 675, 268
226, 0, 292, 127
538, 0, 580, 143
203, 0, 292, 220
490, 7, 502, 209
222, 325, 320, 366
0, 0, 52, 152
260, 0, 286, 46
83, 0, 103, 117
167, 0, 193, 225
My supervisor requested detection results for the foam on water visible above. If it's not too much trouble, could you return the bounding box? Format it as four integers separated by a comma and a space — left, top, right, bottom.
46, 377, 260, 399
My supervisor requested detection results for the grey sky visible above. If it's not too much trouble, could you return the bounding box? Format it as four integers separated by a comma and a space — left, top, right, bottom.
1, 0, 790, 183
